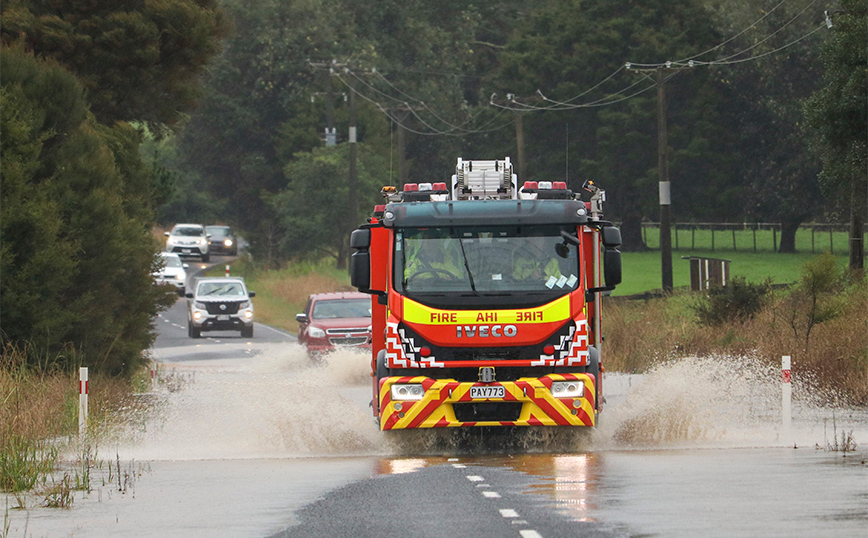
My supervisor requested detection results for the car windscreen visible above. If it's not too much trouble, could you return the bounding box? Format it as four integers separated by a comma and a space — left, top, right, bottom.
162, 256, 182, 268
197, 282, 245, 296
395, 225, 579, 297
174, 227, 204, 236
312, 299, 371, 319
206, 227, 230, 237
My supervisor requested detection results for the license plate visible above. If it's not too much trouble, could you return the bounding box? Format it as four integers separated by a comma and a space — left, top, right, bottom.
469, 385, 505, 399
217, 315, 230, 321
183, 249, 192, 253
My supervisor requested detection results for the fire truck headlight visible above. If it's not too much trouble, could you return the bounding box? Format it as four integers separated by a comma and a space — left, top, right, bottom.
308, 326, 326, 338
550, 381, 584, 398
390, 383, 425, 401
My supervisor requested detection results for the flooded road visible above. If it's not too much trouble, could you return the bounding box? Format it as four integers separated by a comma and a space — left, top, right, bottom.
5, 301, 867, 537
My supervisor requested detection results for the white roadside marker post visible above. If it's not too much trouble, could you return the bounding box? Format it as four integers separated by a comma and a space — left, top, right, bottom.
781, 355, 792, 437
226, 265, 230, 277
79, 367, 88, 435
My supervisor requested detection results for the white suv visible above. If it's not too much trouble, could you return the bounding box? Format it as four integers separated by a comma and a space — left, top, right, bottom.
186, 277, 255, 338
165, 223, 210, 262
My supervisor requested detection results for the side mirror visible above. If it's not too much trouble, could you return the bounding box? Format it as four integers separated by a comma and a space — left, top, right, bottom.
604, 248, 622, 287
350, 250, 371, 292
164, 232, 170, 237
350, 228, 371, 249
295, 313, 309, 323
185, 292, 194, 299
602, 226, 622, 248
248, 291, 255, 298
350, 228, 372, 292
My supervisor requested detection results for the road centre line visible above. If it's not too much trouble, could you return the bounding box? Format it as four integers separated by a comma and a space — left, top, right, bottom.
482, 491, 501, 498
519, 531, 543, 538
499, 509, 519, 518
467, 475, 485, 482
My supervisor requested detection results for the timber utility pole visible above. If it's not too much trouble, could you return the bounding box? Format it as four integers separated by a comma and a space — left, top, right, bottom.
656, 67, 673, 292
627, 62, 693, 292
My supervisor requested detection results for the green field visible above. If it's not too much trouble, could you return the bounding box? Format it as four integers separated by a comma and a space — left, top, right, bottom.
615, 250, 851, 296
640, 225, 860, 255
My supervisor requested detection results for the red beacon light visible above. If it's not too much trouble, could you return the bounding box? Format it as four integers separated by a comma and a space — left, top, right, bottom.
404, 183, 419, 192
552, 181, 567, 190
523, 181, 539, 190
432, 182, 447, 191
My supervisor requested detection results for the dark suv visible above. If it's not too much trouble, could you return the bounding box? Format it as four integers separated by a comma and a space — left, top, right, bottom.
186, 277, 255, 338
205, 225, 238, 256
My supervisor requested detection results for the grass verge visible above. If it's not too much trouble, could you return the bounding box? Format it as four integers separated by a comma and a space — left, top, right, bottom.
1, 343, 156, 506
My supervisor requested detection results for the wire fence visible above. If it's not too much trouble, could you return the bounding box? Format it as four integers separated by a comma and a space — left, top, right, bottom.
636, 222, 868, 255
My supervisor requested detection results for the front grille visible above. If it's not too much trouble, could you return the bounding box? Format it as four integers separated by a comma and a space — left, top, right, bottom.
327, 328, 369, 334
329, 336, 368, 346
204, 301, 241, 315
453, 402, 522, 422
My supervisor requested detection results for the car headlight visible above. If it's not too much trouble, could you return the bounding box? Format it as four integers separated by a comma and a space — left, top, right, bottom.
224, 239, 233, 247
244, 311, 253, 319
239, 301, 250, 308
308, 326, 326, 338
550, 381, 585, 398
194, 301, 207, 310
390, 383, 425, 401
198, 238, 207, 245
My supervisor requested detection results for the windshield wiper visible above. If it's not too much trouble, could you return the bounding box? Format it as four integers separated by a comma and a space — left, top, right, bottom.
458, 239, 479, 295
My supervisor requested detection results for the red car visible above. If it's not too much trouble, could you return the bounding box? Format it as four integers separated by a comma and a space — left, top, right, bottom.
296, 292, 372, 358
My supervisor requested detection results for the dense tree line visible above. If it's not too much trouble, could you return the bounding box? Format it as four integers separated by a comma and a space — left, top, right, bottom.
166, 0, 864, 266
1, 0, 863, 374
1, 0, 228, 374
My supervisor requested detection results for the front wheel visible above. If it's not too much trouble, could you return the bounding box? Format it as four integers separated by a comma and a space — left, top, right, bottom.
202, 253, 210, 262
241, 326, 253, 338
189, 324, 201, 338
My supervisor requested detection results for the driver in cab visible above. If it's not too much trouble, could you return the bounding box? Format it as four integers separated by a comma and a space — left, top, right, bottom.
404, 237, 464, 290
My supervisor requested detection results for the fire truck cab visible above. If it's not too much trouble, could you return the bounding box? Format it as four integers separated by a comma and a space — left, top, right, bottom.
350, 158, 622, 430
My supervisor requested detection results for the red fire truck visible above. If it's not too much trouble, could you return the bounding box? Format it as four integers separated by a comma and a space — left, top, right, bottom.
349, 158, 622, 430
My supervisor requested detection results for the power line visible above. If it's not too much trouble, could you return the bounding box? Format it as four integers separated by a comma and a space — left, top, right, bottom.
628, 0, 823, 68
497, 0, 826, 112
331, 69, 514, 136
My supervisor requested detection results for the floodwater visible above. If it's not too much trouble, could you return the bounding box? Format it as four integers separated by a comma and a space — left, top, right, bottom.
4, 342, 866, 537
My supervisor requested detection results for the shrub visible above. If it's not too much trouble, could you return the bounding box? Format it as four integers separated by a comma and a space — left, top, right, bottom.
692, 276, 772, 326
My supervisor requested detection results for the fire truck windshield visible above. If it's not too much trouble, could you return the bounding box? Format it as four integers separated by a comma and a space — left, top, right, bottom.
396, 225, 579, 301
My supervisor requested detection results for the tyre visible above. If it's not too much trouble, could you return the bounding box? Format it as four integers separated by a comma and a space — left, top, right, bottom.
189, 324, 201, 338
202, 253, 210, 262
241, 326, 253, 338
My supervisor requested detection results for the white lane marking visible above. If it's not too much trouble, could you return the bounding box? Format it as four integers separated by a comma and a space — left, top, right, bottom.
467, 475, 485, 482
475, 484, 490, 488
447, 458, 459, 462
482, 491, 501, 498
499, 509, 519, 518
519, 531, 543, 538
452, 464, 466, 469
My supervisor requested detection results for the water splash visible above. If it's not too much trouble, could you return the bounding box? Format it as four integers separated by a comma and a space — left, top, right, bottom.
119, 344, 386, 461
120, 346, 865, 460
596, 354, 868, 450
